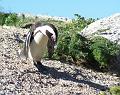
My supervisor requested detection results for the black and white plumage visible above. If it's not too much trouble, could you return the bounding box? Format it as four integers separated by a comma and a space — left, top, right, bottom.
23, 22, 58, 66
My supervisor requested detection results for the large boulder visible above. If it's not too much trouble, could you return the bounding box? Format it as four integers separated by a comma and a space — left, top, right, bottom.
80, 13, 120, 44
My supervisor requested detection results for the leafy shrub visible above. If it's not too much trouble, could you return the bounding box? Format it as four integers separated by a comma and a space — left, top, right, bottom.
68, 14, 95, 32
55, 32, 120, 69
69, 32, 90, 62
54, 30, 91, 64
5, 13, 19, 26
15, 14, 25, 27
55, 31, 71, 59
0, 12, 9, 25
90, 36, 120, 68
99, 86, 120, 95
110, 86, 120, 95
54, 14, 95, 64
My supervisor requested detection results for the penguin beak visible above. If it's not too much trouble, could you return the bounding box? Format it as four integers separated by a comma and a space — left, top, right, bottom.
46, 30, 53, 38
46, 30, 56, 58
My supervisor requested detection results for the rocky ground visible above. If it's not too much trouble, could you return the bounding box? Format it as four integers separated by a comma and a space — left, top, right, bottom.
0, 26, 119, 95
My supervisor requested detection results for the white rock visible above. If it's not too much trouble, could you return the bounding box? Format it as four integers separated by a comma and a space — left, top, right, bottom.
80, 13, 120, 44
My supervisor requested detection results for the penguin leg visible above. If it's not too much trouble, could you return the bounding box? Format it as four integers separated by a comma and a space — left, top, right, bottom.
34, 61, 47, 71
36, 61, 43, 67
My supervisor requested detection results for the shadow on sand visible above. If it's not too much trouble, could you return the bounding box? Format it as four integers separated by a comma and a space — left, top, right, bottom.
29, 63, 108, 91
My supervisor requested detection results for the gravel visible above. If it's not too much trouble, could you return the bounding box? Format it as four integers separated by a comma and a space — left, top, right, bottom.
0, 26, 119, 95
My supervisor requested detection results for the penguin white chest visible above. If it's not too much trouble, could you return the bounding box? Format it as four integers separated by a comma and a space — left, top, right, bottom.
28, 32, 48, 61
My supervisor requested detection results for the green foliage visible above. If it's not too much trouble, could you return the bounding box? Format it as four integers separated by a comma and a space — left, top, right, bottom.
56, 31, 71, 57
110, 86, 120, 95
16, 14, 25, 27
90, 37, 120, 68
55, 31, 120, 69
99, 86, 120, 95
90, 37, 110, 68
66, 14, 95, 31
54, 14, 93, 62
55, 28, 91, 63
69, 33, 90, 62
0, 12, 9, 25
5, 13, 19, 26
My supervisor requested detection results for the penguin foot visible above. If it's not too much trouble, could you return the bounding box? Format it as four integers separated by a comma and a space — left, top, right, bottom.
34, 61, 47, 71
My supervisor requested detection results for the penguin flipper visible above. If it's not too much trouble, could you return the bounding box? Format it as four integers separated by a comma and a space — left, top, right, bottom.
24, 31, 34, 59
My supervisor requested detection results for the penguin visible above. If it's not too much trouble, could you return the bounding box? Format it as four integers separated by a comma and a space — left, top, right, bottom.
23, 22, 58, 68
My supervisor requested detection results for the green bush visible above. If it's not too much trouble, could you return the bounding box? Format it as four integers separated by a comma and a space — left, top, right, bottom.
5, 13, 19, 26
15, 14, 25, 27
53, 14, 96, 64
54, 30, 90, 64
0, 12, 9, 25
55, 32, 120, 69
55, 31, 71, 58
99, 86, 120, 95
110, 86, 120, 95
69, 32, 90, 62
90, 37, 120, 68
